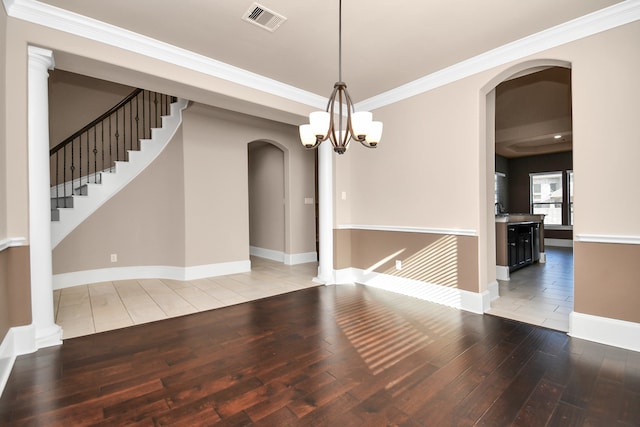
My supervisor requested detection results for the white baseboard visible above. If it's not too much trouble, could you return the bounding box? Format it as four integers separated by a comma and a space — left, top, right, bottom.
52, 260, 251, 289
569, 312, 640, 353
334, 268, 491, 314
284, 252, 317, 265
545, 238, 573, 248
488, 280, 499, 302
496, 266, 510, 281
250, 246, 284, 262
0, 325, 36, 398
250, 246, 317, 266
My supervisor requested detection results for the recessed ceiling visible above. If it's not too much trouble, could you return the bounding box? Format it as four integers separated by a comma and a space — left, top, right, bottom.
495, 67, 572, 158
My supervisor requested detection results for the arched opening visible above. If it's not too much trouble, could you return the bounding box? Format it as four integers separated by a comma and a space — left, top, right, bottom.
247, 140, 286, 262
483, 60, 574, 332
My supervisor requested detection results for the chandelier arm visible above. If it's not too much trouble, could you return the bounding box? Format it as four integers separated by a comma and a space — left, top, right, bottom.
359, 139, 377, 148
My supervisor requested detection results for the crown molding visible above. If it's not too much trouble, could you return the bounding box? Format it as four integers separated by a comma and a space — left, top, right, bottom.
2, 0, 327, 110
4, 0, 639, 113
356, 0, 640, 111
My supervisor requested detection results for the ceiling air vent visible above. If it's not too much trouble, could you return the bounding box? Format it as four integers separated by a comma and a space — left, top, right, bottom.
242, 3, 287, 32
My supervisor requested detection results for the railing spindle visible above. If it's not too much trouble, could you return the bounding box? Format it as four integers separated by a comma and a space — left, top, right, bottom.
49, 88, 174, 214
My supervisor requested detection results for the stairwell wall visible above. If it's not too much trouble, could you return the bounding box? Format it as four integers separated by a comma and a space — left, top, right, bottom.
48, 70, 135, 148
52, 101, 316, 278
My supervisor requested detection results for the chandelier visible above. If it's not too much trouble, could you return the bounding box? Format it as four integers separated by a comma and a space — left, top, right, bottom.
299, 0, 382, 154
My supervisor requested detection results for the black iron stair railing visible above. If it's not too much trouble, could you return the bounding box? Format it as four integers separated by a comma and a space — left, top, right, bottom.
50, 89, 175, 213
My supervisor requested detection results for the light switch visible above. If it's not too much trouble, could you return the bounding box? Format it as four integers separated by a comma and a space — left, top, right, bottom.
304, 197, 314, 205
341, 191, 347, 200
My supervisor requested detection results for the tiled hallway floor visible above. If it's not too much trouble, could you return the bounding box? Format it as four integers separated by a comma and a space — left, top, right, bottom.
487, 246, 574, 332
54, 257, 319, 339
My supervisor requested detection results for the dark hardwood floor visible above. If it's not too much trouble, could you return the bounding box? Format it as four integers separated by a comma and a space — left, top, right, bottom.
1, 284, 639, 426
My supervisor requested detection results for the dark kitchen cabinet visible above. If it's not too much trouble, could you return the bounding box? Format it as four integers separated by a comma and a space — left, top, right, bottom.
507, 222, 539, 272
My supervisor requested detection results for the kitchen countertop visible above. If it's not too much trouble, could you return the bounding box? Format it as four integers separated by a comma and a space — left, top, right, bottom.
495, 213, 545, 224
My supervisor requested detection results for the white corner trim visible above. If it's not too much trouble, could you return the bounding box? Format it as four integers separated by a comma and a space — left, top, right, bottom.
3, 0, 327, 110
51, 98, 188, 248
0, 325, 36, 399
52, 261, 251, 289
0, 237, 27, 252
337, 268, 490, 314
357, 1, 640, 111
569, 311, 640, 353
574, 234, 640, 245
336, 224, 478, 237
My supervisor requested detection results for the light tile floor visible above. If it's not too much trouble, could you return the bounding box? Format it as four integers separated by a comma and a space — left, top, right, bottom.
487, 246, 574, 332
54, 248, 574, 339
54, 257, 319, 339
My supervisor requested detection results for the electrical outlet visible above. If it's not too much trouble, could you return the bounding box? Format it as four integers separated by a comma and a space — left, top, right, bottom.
395, 260, 402, 270
110, 253, 117, 263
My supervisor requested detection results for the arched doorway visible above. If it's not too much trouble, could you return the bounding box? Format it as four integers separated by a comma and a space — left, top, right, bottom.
247, 141, 286, 263
482, 60, 574, 332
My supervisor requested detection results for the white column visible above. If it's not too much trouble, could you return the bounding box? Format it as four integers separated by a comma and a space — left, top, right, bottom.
314, 140, 334, 284
28, 46, 62, 349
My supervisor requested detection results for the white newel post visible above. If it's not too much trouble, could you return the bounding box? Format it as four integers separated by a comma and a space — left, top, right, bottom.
315, 140, 335, 284
27, 46, 63, 349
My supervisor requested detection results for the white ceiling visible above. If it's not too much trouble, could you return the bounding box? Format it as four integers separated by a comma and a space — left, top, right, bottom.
35, 0, 623, 102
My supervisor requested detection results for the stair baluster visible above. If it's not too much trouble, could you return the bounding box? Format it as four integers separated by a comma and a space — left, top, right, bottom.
50, 89, 175, 221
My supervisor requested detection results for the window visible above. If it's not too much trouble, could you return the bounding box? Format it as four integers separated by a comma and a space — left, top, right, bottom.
530, 172, 563, 225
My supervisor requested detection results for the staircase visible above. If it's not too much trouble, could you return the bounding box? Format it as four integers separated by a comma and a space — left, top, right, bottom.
50, 89, 188, 248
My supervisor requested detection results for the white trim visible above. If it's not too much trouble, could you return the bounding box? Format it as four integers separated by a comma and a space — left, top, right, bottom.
335, 268, 491, 314
0, 329, 17, 398
488, 280, 499, 302
574, 234, 640, 245
4, 1, 637, 116
356, 1, 640, 111
284, 252, 317, 266
3, 0, 327, 111
337, 224, 478, 237
250, 246, 284, 263
52, 261, 251, 289
50, 98, 189, 248
496, 265, 510, 281
539, 251, 546, 263
0, 325, 36, 398
249, 246, 318, 265
569, 312, 640, 353
545, 238, 574, 248
0, 237, 27, 252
